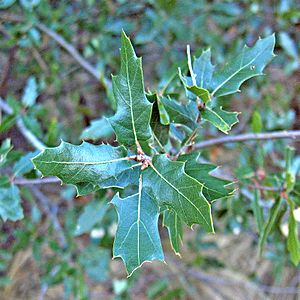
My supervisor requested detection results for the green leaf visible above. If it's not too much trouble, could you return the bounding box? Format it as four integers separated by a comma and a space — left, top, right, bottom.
79, 246, 110, 282
251, 111, 262, 133
22, 76, 38, 107
13, 151, 38, 177
147, 279, 169, 299
0, 139, 13, 167
160, 96, 197, 130
185, 85, 211, 104
259, 197, 283, 256
201, 106, 239, 134
0, 185, 24, 222
144, 155, 213, 231
32, 141, 134, 196
111, 175, 164, 276
193, 49, 215, 90
0, 115, 16, 134
109, 31, 153, 150
252, 189, 264, 234
179, 48, 212, 103
285, 146, 295, 193
0, 0, 16, 9
149, 95, 169, 148
74, 199, 108, 236
80, 118, 114, 141
100, 166, 140, 190
178, 153, 234, 202
211, 34, 275, 97
163, 210, 183, 255
287, 199, 300, 266
179, 70, 210, 104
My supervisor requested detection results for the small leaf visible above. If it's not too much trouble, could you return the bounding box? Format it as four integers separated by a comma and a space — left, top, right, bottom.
163, 210, 183, 255
279, 32, 298, 61
32, 141, 134, 195
251, 111, 262, 133
179, 47, 212, 103
287, 199, 300, 266
179, 69, 210, 103
79, 246, 110, 282
13, 151, 38, 177
160, 96, 198, 130
109, 31, 153, 150
19, 0, 40, 10
285, 146, 295, 193
0, 0, 16, 9
144, 155, 213, 231
184, 85, 211, 104
0, 139, 13, 167
210, 34, 275, 97
22, 76, 38, 107
252, 189, 264, 234
111, 175, 164, 276
149, 95, 169, 147
80, 118, 114, 141
74, 199, 108, 236
178, 153, 234, 202
193, 49, 214, 89
0, 115, 16, 134
0, 185, 24, 222
201, 106, 239, 134
259, 197, 283, 256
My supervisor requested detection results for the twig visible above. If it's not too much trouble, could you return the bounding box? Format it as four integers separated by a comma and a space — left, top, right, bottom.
13, 177, 60, 185
0, 97, 45, 150
192, 130, 300, 150
246, 184, 282, 192
0, 14, 110, 86
35, 23, 102, 82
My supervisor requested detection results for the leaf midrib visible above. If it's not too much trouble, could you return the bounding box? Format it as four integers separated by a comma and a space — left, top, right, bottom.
35, 156, 129, 165
124, 44, 138, 146
150, 162, 211, 228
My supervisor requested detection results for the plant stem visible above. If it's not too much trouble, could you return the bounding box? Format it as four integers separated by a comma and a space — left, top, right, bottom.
13, 177, 60, 185
192, 130, 300, 150
35, 23, 101, 82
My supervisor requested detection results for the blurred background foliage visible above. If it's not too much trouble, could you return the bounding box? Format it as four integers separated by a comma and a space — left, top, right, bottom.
0, 0, 299, 299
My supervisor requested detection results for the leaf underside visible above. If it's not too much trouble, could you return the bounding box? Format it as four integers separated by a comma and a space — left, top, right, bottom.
0, 185, 24, 222
163, 209, 183, 255
111, 175, 164, 275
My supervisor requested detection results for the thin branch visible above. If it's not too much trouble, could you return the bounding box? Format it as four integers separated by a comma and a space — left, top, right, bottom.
246, 184, 282, 192
13, 177, 60, 185
35, 23, 110, 88
0, 13, 110, 86
192, 130, 300, 150
0, 97, 45, 150
35, 23, 101, 82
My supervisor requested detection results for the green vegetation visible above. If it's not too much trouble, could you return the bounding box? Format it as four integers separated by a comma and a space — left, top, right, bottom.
0, 1, 299, 299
